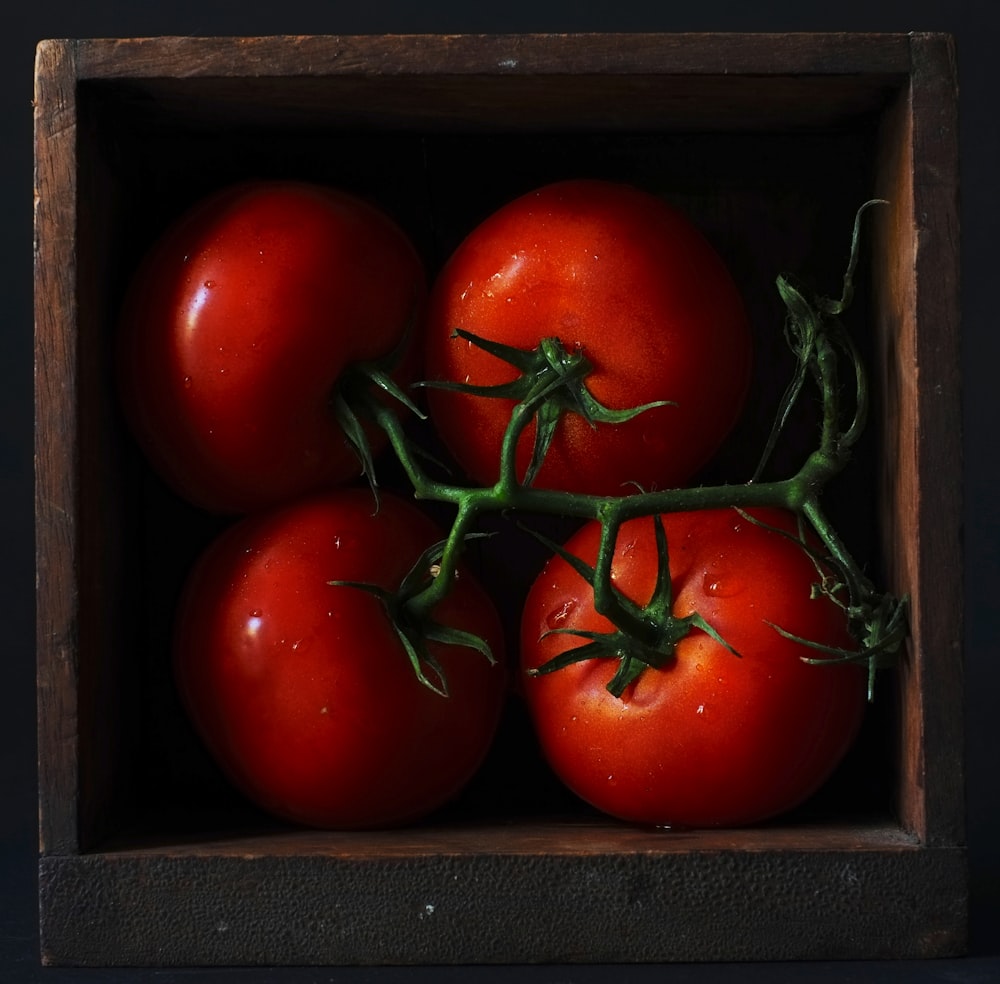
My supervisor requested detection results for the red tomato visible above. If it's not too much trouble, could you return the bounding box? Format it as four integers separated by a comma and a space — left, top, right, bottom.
424, 180, 752, 496
172, 489, 506, 829
520, 507, 866, 828
117, 180, 425, 515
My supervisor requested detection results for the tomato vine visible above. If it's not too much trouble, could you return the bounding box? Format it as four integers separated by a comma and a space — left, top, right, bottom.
350, 200, 907, 700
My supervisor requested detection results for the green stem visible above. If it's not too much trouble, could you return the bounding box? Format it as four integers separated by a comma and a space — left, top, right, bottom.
351, 200, 903, 696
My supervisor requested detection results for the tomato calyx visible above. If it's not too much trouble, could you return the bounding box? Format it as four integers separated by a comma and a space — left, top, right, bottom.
773, 591, 909, 700
332, 301, 426, 505
330, 533, 497, 696
418, 329, 672, 486
731, 506, 908, 699
523, 514, 738, 698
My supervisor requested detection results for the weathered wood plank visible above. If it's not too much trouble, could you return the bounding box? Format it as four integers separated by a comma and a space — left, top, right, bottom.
871, 33, 962, 847
39, 837, 966, 965
69, 33, 914, 79
34, 37, 81, 858
906, 32, 963, 849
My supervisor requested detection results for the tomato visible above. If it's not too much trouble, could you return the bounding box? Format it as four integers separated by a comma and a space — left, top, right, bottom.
172, 489, 506, 829
520, 507, 866, 828
117, 180, 425, 515
424, 179, 752, 496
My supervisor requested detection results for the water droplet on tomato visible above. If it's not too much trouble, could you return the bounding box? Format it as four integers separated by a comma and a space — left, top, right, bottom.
203, 279, 216, 289
703, 572, 745, 598
332, 532, 359, 552
250, 609, 262, 618
545, 599, 577, 629
182, 375, 192, 388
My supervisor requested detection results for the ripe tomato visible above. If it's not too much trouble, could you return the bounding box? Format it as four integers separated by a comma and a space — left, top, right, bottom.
117, 180, 425, 515
520, 507, 866, 828
172, 489, 506, 829
424, 179, 752, 496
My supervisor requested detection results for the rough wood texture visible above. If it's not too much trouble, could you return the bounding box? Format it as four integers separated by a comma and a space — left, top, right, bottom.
34, 32, 964, 966
39, 826, 965, 965
872, 36, 963, 847
65, 33, 909, 135
34, 37, 81, 859
68, 31, 914, 77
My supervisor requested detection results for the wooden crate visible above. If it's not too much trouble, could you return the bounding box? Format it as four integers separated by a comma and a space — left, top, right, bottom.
33, 33, 964, 965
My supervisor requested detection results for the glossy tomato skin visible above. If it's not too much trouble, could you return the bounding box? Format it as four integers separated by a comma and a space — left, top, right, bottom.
118, 181, 426, 515
173, 489, 506, 829
520, 507, 867, 828
424, 180, 752, 496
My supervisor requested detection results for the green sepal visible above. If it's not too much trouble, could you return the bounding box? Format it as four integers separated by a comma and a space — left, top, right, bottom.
331, 296, 427, 502
774, 590, 909, 702
423, 620, 497, 667
521, 514, 738, 699
416, 328, 673, 487
361, 363, 426, 421
332, 392, 378, 491
329, 532, 496, 695
732, 507, 907, 703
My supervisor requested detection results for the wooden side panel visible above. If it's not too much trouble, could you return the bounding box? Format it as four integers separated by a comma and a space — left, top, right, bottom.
34, 38, 81, 857
906, 33, 963, 848
872, 34, 962, 846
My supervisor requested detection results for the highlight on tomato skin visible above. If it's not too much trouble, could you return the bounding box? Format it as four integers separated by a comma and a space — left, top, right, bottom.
519, 507, 868, 829
171, 488, 507, 830
116, 180, 427, 516
423, 178, 753, 497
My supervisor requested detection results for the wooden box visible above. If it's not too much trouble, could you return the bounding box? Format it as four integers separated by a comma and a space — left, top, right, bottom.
34, 33, 964, 966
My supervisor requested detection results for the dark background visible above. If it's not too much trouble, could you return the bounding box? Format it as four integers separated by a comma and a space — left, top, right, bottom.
4, 2, 997, 982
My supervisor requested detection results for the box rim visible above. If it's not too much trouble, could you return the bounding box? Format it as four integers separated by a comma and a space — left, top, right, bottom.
37, 32, 925, 81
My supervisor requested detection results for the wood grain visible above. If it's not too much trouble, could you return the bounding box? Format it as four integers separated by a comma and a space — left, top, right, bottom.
34, 37, 81, 858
